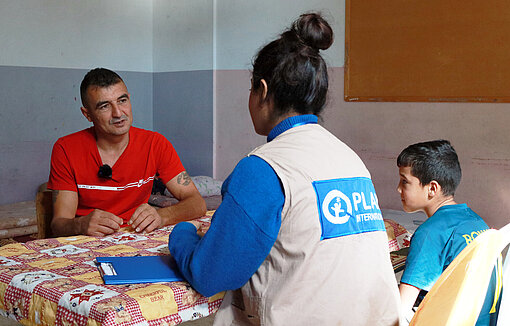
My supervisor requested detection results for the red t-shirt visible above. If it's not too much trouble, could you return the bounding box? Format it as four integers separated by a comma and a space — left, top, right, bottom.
47, 127, 184, 223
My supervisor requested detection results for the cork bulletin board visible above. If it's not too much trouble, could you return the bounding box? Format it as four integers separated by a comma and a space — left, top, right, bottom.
345, 0, 510, 102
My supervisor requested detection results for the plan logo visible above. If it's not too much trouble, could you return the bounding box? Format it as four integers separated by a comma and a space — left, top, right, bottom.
313, 177, 386, 240
322, 189, 352, 224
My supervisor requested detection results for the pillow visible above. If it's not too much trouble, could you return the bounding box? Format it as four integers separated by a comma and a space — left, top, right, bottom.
164, 176, 223, 197
149, 194, 179, 208
192, 176, 223, 197
384, 219, 412, 252
149, 194, 222, 211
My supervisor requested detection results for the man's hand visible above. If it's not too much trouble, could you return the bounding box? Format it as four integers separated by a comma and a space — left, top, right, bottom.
129, 203, 162, 233
79, 209, 123, 237
51, 190, 123, 237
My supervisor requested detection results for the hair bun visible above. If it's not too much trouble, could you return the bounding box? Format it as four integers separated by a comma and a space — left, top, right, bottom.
292, 13, 333, 51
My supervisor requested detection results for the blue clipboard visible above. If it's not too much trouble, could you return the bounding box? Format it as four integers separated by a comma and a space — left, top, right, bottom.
95, 255, 185, 285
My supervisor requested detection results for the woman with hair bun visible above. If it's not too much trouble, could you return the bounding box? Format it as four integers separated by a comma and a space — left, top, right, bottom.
169, 13, 400, 325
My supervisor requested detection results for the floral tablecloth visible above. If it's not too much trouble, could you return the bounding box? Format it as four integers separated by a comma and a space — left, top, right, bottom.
0, 213, 223, 326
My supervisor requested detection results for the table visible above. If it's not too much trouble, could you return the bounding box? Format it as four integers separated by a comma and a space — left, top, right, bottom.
0, 212, 223, 326
0, 212, 410, 326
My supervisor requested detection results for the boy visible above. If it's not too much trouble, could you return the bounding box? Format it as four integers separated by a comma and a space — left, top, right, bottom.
397, 140, 499, 325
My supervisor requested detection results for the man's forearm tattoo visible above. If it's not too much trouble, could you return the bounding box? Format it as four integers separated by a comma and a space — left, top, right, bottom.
177, 171, 192, 186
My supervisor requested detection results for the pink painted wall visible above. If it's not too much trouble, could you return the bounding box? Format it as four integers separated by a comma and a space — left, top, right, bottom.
215, 68, 510, 229
214, 70, 266, 179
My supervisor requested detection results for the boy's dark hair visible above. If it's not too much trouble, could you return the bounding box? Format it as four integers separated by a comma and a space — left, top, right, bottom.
397, 140, 461, 196
80, 68, 124, 108
251, 12, 333, 117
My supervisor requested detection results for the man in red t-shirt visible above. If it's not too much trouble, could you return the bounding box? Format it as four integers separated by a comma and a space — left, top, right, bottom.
47, 68, 206, 237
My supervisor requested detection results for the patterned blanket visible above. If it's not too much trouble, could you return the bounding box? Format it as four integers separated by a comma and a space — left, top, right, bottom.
0, 213, 222, 326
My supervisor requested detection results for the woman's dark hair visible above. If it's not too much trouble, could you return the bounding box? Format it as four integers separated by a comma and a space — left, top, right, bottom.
397, 140, 462, 196
252, 13, 334, 117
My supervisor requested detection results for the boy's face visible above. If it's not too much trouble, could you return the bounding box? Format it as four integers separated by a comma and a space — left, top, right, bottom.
397, 166, 429, 213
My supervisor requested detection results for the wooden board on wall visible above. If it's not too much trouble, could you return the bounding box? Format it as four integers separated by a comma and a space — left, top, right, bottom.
345, 0, 510, 102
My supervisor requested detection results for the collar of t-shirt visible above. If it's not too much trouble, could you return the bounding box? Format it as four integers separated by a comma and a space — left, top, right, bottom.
435, 203, 468, 214
267, 114, 318, 142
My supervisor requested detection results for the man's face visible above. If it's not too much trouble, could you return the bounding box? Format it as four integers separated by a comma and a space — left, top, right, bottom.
397, 166, 429, 213
81, 81, 133, 138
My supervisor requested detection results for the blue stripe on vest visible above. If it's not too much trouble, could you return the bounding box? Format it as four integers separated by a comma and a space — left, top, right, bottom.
313, 177, 385, 240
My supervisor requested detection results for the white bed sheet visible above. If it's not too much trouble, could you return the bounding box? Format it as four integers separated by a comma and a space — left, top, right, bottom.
381, 208, 427, 234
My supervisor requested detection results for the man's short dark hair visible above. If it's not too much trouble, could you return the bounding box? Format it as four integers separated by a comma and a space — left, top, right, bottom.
397, 140, 461, 196
80, 68, 124, 108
